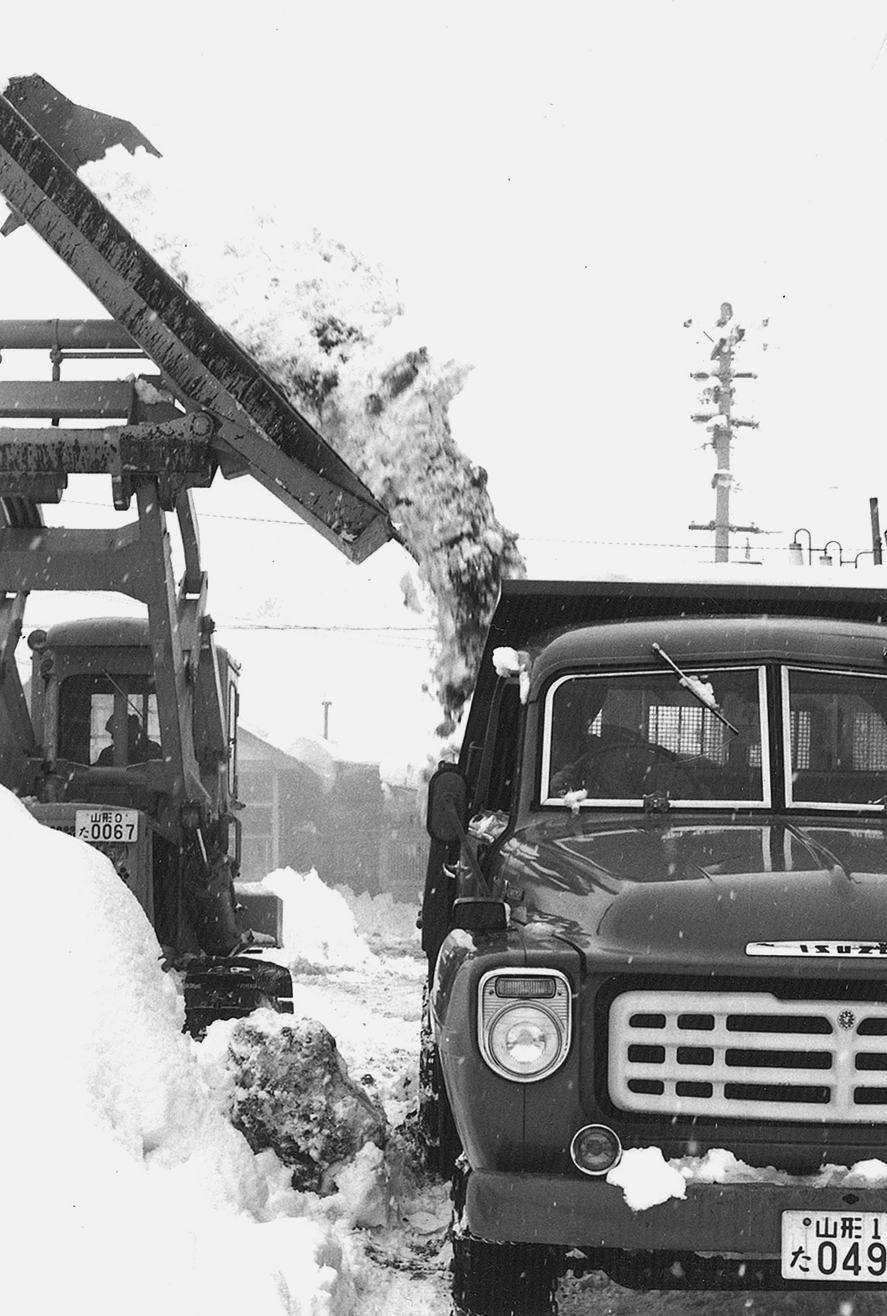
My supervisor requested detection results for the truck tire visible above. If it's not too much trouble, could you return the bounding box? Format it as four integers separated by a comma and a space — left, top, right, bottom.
451, 1235, 558, 1316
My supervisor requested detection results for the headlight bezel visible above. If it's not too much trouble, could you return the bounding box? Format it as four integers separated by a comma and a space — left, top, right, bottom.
478, 967, 573, 1082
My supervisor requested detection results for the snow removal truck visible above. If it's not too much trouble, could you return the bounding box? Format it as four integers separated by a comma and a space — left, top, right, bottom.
0, 76, 394, 1033
421, 575, 887, 1310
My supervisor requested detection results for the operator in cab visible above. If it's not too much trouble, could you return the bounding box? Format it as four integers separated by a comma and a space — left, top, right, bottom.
95, 711, 162, 766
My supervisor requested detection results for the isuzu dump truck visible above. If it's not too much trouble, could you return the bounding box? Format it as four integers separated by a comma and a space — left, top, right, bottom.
422, 576, 887, 1311
0, 75, 394, 1031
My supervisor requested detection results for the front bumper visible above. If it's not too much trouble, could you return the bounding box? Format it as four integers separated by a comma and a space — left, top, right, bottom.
465, 1171, 887, 1257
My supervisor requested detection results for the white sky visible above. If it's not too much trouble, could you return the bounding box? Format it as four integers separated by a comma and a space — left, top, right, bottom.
2, 1, 887, 770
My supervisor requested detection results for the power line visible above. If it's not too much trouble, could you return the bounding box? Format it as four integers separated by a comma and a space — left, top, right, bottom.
220, 622, 435, 633
873, 28, 887, 69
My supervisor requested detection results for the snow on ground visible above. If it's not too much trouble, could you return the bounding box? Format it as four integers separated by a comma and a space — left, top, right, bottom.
79, 147, 525, 730
14, 786, 884, 1316
5, 788, 449, 1315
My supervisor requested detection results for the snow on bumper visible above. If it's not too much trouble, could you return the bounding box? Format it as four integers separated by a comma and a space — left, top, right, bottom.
463, 1172, 887, 1256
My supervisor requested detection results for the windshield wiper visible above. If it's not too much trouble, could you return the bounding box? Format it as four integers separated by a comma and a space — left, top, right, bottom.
652, 643, 740, 736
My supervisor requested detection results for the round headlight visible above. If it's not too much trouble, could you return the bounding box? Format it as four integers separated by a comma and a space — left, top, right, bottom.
488, 1003, 563, 1078
570, 1124, 623, 1176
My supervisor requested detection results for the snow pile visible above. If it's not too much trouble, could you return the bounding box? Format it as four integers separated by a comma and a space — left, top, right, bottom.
0, 786, 373, 1315
608, 1144, 887, 1212
263, 867, 380, 971
80, 147, 526, 728
335, 884, 422, 958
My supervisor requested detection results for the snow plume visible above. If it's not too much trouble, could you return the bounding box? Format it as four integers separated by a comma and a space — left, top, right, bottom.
80, 147, 526, 728
263, 867, 380, 971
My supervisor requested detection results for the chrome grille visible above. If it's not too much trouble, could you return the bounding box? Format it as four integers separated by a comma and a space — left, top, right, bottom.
609, 990, 887, 1122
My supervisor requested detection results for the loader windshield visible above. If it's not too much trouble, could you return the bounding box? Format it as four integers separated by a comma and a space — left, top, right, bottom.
58, 674, 162, 766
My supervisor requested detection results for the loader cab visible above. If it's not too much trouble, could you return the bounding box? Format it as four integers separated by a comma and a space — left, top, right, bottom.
28, 617, 242, 840
30, 617, 161, 764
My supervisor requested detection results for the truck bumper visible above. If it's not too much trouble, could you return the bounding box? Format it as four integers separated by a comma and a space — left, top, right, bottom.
464, 1171, 887, 1257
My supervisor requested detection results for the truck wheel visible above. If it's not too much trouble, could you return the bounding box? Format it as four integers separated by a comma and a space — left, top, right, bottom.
451, 1235, 558, 1316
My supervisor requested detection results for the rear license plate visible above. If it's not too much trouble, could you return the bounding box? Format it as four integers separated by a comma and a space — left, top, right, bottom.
75, 809, 139, 843
782, 1211, 887, 1282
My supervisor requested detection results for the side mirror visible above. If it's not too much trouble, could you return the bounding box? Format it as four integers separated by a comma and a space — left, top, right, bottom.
426, 764, 469, 844
452, 897, 508, 933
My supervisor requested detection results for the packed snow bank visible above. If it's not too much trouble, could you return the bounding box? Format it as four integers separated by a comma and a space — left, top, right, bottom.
0, 787, 407, 1315
336, 884, 422, 958
263, 867, 381, 971
607, 1144, 887, 1212
80, 147, 526, 729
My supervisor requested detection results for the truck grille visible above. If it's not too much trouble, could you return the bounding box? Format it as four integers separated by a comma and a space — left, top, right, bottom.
609, 990, 887, 1122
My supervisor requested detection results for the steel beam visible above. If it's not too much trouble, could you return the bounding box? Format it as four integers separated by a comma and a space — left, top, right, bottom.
0, 82, 394, 562
0, 318, 140, 351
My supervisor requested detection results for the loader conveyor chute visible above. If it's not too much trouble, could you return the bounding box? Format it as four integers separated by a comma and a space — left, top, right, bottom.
0, 74, 394, 562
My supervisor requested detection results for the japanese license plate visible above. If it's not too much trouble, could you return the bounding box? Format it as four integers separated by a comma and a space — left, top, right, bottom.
782, 1210, 887, 1282
75, 809, 139, 844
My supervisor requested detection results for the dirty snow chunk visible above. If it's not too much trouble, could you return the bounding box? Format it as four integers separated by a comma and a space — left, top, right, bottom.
211, 1010, 387, 1195
606, 1147, 687, 1211
80, 146, 526, 730
262, 867, 378, 970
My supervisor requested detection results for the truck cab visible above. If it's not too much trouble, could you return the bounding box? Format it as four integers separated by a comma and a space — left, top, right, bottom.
423, 577, 887, 1310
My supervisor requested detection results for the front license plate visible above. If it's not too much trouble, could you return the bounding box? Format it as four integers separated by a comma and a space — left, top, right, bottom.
75, 809, 139, 843
782, 1210, 887, 1282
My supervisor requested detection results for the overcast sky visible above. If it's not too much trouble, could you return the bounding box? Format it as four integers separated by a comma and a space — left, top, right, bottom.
2, 2, 887, 771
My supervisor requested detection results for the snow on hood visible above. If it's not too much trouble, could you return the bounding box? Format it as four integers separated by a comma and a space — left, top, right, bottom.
1, 786, 384, 1315
79, 146, 526, 729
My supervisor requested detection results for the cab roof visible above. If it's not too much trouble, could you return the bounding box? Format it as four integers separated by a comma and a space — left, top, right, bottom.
461, 576, 887, 758
528, 614, 887, 697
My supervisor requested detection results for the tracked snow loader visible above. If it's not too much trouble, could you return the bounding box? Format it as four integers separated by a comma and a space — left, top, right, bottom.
0, 75, 395, 1032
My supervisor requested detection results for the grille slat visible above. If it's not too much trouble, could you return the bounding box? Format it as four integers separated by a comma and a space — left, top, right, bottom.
609, 990, 887, 1122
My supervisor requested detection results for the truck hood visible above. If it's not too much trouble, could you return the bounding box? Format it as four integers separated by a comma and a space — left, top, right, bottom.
499, 819, 887, 966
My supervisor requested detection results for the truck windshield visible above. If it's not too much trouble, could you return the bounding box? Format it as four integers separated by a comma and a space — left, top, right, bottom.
783, 667, 887, 811
542, 666, 768, 808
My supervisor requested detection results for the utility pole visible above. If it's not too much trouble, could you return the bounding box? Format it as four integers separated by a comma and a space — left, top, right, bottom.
687, 303, 763, 563
871, 497, 883, 566
322, 700, 332, 740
